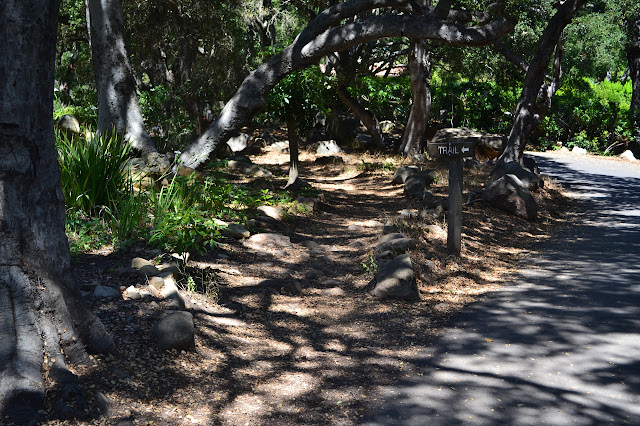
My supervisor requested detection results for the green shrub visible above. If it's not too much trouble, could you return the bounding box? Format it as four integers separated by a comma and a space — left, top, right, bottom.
56, 129, 132, 214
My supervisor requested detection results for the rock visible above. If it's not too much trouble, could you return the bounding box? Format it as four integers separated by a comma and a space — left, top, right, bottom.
374, 233, 416, 256
425, 224, 445, 234
228, 160, 272, 177
143, 152, 172, 174
244, 233, 293, 250
620, 150, 636, 161
151, 311, 195, 351
225, 223, 250, 239
323, 287, 346, 296
371, 254, 420, 302
572, 146, 588, 155
464, 158, 482, 169
295, 196, 319, 213
57, 114, 81, 135
379, 120, 395, 133
229, 154, 252, 163
404, 170, 436, 197
490, 161, 542, 191
94, 286, 120, 299
138, 264, 161, 277
226, 133, 251, 152
483, 174, 538, 221
149, 276, 165, 291
160, 278, 185, 309
248, 177, 275, 190
284, 178, 312, 191
392, 166, 419, 184
123, 285, 142, 300
257, 205, 284, 221
131, 257, 153, 269
420, 204, 444, 220
258, 279, 302, 295
315, 140, 343, 155
315, 155, 344, 165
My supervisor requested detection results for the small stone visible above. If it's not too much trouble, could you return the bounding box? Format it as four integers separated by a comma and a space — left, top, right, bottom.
131, 257, 153, 269
94, 286, 120, 299
620, 150, 636, 161
257, 205, 284, 220
151, 311, 195, 351
138, 264, 161, 277
225, 223, 250, 239
123, 285, 142, 300
572, 146, 588, 155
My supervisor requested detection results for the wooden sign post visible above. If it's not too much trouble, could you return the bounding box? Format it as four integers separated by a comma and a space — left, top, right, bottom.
427, 138, 475, 256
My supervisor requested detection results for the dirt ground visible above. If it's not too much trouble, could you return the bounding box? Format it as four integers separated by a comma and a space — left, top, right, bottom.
40, 143, 573, 425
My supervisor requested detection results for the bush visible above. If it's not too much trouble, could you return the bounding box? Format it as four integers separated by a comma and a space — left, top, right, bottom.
56, 129, 132, 214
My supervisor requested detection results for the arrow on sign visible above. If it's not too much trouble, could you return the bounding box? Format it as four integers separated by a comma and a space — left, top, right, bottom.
461, 146, 470, 153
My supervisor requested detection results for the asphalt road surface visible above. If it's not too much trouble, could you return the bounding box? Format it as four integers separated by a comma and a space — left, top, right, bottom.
366, 152, 640, 425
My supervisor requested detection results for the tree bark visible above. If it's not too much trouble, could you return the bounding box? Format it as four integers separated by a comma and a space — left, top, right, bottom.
86, 0, 158, 157
398, 39, 432, 156
178, 0, 516, 169
497, 0, 586, 165
285, 118, 301, 188
0, 2, 113, 422
336, 84, 384, 147
629, 14, 640, 153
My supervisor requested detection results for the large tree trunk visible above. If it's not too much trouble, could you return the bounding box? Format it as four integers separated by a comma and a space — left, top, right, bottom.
336, 84, 384, 147
629, 14, 640, 154
178, 0, 517, 169
86, 0, 158, 158
398, 39, 432, 156
0, 2, 114, 423
497, 0, 586, 165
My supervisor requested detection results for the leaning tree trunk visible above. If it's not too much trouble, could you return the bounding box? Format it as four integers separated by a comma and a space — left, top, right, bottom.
86, 0, 159, 159
336, 84, 384, 148
398, 39, 432, 157
497, 0, 586, 165
177, 1, 516, 169
0, 2, 114, 423
629, 13, 640, 154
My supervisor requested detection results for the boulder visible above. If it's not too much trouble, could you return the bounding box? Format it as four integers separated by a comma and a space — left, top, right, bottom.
225, 223, 250, 239
243, 233, 293, 250
483, 174, 538, 221
572, 146, 588, 155
522, 156, 540, 175
315, 140, 343, 155
256, 205, 284, 220
151, 311, 195, 351
404, 170, 436, 197
490, 161, 542, 191
391, 166, 419, 184
226, 133, 251, 152
326, 113, 359, 145
57, 114, 81, 135
374, 233, 416, 257
370, 254, 420, 302
620, 150, 636, 161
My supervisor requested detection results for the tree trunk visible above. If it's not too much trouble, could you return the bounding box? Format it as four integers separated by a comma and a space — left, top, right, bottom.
336, 84, 384, 148
497, 0, 586, 165
177, 1, 516, 169
285, 119, 301, 188
0, 2, 114, 422
399, 39, 432, 157
86, 0, 158, 157
629, 14, 640, 154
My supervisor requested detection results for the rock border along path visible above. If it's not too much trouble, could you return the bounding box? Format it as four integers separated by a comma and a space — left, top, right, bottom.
366, 152, 640, 425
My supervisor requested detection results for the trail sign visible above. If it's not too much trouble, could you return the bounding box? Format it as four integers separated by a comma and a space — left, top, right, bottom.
428, 138, 475, 159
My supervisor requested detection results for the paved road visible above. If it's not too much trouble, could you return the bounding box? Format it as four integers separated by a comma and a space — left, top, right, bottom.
366, 152, 640, 425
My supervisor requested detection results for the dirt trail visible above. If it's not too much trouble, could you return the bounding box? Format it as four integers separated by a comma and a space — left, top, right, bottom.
46, 148, 568, 425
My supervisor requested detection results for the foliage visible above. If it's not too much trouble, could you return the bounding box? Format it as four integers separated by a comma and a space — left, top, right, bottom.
264, 67, 335, 131
56, 129, 132, 214
537, 77, 632, 152
65, 211, 115, 254
349, 75, 412, 123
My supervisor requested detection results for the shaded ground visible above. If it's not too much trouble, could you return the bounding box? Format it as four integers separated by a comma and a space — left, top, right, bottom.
40, 145, 571, 425
365, 152, 640, 424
